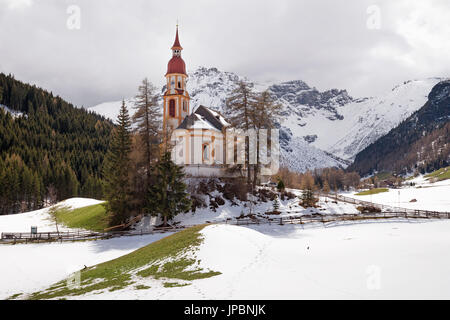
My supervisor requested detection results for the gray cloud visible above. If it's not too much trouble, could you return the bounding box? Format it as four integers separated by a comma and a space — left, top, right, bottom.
0, 0, 449, 106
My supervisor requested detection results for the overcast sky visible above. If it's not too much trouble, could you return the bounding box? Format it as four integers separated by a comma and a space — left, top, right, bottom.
0, 0, 449, 107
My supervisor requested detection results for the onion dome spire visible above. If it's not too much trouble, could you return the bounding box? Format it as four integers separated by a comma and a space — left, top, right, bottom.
171, 24, 183, 51
166, 24, 187, 75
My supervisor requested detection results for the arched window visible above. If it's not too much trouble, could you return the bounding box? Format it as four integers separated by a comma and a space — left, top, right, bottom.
169, 100, 176, 117
203, 144, 209, 162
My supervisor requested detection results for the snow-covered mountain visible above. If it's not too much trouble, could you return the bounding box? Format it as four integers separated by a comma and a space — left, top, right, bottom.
89, 67, 444, 172
287, 78, 445, 159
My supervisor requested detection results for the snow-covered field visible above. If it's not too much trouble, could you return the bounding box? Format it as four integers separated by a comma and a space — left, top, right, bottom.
343, 178, 450, 212
1, 180, 449, 300
0, 232, 171, 300
65, 221, 450, 299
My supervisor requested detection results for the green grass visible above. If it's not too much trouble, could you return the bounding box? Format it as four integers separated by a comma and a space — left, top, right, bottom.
6, 293, 22, 300
355, 188, 389, 196
26, 224, 220, 300
51, 203, 109, 232
375, 172, 393, 180
135, 284, 151, 290
163, 282, 190, 288
425, 166, 450, 182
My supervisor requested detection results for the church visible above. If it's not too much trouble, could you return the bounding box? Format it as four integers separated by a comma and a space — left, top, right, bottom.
162, 26, 244, 178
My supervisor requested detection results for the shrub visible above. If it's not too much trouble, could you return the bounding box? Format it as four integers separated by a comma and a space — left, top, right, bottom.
356, 205, 382, 213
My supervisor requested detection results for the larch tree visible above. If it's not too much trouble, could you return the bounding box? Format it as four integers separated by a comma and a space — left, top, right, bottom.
147, 152, 191, 227
225, 80, 258, 186
252, 90, 283, 188
132, 78, 161, 211
103, 100, 133, 226
323, 180, 331, 193
133, 78, 161, 181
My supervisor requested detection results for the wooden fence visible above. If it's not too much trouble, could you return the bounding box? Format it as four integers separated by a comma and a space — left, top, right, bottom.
2, 193, 449, 244
0, 225, 190, 244
227, 209, 450, 227
322, 192, 450, 217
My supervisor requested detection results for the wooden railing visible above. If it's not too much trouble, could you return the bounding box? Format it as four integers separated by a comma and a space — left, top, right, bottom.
2, 193, 449, 244
226, 210, 450, 227
320, 192, 450, 217
0, 224, 191, 244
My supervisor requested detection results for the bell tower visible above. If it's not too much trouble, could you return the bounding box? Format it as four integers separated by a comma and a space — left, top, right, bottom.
163, 25, 190, 133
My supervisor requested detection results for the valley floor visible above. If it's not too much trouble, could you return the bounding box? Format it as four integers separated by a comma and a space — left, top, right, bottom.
0, 232, 172, 300
43, 221, 450, 299
1, 178, 449, 300
343, 178, 450, 212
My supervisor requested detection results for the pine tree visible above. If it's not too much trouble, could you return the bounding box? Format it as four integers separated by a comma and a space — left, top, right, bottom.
103, 101, 133, 226
277, 178, 285, 192
147, 152, 191, 227
0, 72, 114, 214
300, 172, 317, 208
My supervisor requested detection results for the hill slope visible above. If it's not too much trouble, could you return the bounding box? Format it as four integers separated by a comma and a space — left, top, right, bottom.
348, 80, 450, 175
0, 73, 113, 214
11, 221, 450, 299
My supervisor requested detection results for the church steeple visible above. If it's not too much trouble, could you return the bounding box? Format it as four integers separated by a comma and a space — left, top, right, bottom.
171, 25, 183, 53
166, 25, 187, 76
163, 25, 190, 132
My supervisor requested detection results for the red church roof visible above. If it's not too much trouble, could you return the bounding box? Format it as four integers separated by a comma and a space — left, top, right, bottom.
166, 26, 187, 75
171, 26, 182, 50
166, 56, 186, 75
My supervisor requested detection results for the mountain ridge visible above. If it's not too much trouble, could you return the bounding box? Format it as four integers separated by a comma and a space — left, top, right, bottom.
348, 79, 450, 175
89, 67, 444, 172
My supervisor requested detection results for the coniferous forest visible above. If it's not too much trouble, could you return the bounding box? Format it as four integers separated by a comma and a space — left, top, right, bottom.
0, 73, 113, 214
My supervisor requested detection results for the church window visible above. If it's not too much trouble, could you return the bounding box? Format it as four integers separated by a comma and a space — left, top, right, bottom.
203, 144, 209, 161
169, 100, 176, 117
183, 100, 187, 112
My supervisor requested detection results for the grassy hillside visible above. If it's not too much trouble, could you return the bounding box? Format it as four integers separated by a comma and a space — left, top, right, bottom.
425, 166, 450, 182
51, 203, 108, 232
26, 224, 220, 300
355, 188, 389, 196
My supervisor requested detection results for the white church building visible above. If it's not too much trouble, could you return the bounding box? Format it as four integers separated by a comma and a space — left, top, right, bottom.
163, 26, 278, 179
